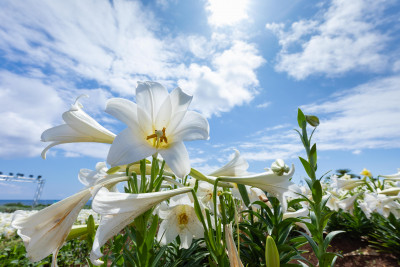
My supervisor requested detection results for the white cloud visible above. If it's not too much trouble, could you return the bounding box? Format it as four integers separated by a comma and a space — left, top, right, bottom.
178, 41, 265, 117
302, 75, 400, 150
0, 71, 64, 158
206, 0, 249, 27
267, 0, 394, 79
256, 102, 271, 109
0, 0, 265, 159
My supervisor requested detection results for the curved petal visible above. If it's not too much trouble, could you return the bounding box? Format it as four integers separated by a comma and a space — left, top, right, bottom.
137, 105, 153, 136
41, 141, 64, 159
155, 95, 172, 130
172, 111, 209, 142
136, 81, 169, 122
107, 128, 156, 167
179, 228, 193, 249
90, 187, 192, 265
208, 149, 249, 177
170, 87, 193, 114
62, 108, 115, 142
11, 189, 91, 263
105, 98, 139, 129
157, 218, 178, 245
166, 87, 193, 133
41, 124, 87, 142
159, 142, 190, 178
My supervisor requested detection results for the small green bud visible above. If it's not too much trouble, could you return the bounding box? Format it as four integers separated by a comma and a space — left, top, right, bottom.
271, 159, 290, 176
305, 115, 320, 127
265, 236, 280, 267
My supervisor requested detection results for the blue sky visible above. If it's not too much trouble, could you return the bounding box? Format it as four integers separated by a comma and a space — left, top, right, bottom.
1, 0, 400, 200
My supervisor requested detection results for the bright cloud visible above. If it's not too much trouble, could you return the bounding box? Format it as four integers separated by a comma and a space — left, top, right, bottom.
178, 41, 265, 117
206, 0, 249, 27
266, 0, 393, 79
0, 0, 265, 159
302, 75, 400, 150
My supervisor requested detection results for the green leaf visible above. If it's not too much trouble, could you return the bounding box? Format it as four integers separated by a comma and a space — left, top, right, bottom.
323, 231, 344, 251
320, 252, 340, 267
295, 231, 319, 256
310, 144, 317, 168
297, 108, 306, 129
299, 157, 315, 179
238, 183, 250, 207
312, 180, 322, 203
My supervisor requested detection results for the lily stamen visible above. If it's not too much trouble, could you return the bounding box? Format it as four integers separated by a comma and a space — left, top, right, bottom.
146, 127, 168, 147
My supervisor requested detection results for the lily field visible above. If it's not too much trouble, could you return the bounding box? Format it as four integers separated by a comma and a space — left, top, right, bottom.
1, 82, 400, 267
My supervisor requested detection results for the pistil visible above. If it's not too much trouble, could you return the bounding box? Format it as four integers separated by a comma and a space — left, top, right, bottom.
146, 127, 168, 147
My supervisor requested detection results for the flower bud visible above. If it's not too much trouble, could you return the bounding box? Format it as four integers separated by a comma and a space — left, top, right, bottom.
305, 115, 320, 127
360, 168, 372, 177
265, 235, 280, 267
271, 159, 290, 176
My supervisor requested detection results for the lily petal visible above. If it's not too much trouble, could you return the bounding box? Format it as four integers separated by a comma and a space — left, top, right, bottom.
107, 128, 156, 167
172, 111, 209, 142
62, 104, 115, 141
159, 142, 190, 178
225, 223, 244, 267
209, 149, 249, 177
90, 187, 192, 265
105, 98, 139, 129
219, 165, 300, 212
136, 81, 169, 122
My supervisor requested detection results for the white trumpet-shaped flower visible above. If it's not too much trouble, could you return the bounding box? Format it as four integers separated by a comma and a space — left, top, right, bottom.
358, 193, 400, 219
11, 175, 127, 267
380, 168, 400, 181
208, 149, 249, 177
41, 95, 116, 159
157, 194, 204, 249
90, 186, 192, 265
106, 81, 209, 178
218, 163, 300, 212
331, 175, 365, 191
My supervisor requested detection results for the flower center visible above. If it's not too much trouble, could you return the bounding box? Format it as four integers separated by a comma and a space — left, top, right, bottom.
146, 127, 168, 148
178, 212, 189, 226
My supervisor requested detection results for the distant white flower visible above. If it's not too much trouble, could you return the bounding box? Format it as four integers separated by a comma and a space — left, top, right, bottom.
157, 194, 203, 249
331, 175, 364, 191
377, 187, 400, 196
12, 164, 127, 266
208, 149, 249, 177
90, 186, 192, 265
380, 168, 400, 181
41, 95, 116, 159
106, 82, 209, 178
219, 162, 300, 212
358, 193, 400, 219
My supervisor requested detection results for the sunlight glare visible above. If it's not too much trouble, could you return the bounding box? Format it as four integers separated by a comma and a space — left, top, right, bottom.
206, 0, 249, 27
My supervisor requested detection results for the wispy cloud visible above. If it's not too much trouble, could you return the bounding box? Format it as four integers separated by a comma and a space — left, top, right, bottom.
302, 75, 400, 151
266, 0, 396, 79
0, 0, 265, 158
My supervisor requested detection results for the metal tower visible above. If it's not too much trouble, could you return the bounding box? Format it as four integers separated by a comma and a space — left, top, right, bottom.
0, 172, 46, 207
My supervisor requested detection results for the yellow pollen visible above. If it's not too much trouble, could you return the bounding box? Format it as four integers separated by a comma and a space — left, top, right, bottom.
146, 127, 168, 147
178, 212, 189, 225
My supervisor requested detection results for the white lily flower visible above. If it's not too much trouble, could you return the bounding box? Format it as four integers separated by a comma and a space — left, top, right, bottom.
11, 175, 127, 266
106, 81, 209, 178
90, 186, 192, 265
218, 163, 300, 212
359, 193, 400, 218
157, 194, 204, 249
208, 149, 249, 177
41, 95, 116, 159
331, 175, 364, 191
380, 168, 400, 181
377, 187, 400, 196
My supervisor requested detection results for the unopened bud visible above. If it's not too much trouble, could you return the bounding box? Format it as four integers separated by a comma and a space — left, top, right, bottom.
305, 115, 319, 127
271, 159, 290, 176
